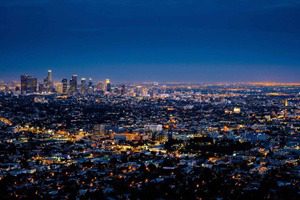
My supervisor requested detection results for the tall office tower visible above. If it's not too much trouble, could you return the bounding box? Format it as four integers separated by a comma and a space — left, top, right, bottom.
45, 69, 53, 92
62, 78, 68, 94
88, 78, 93, 94
69, 74, 78, 95
21, 75, 37, 94
55, 83, 63, 94
47, 70, 52, 83
105, 79, 111, 92
80, 78, 87, 95
43, 77, 48, 91
72, 74, 78, 89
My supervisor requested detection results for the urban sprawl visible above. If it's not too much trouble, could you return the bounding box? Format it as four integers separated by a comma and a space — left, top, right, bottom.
0, 70, 300, 199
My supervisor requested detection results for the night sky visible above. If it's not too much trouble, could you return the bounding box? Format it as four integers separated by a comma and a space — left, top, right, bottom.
1, 0, 300, 82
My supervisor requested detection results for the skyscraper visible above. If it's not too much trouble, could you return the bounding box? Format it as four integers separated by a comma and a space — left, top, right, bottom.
47, 70, 52, 84
21, 75, 37, 94
80, 78, 87, 95
55, 83, 63, 94
88, 78, 94, 95
40, 69, 54, 93
105, 79, 111, 92
45, 69, 53, 93
69, 75, 78, 95
62, 78, 68, 94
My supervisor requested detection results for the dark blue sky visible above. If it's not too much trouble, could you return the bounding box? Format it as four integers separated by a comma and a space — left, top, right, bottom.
1, 0, 300, 82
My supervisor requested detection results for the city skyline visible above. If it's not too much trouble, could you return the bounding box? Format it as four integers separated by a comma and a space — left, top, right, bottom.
2, 66, 300, 84
1, 1, 300, 199
1, 0, 300, 82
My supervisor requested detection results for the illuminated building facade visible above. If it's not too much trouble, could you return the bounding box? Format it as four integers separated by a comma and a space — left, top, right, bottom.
105, 79, 111, 92
62, 78, 68, 94
69, 75, 78, 94
80, 78, 87, 95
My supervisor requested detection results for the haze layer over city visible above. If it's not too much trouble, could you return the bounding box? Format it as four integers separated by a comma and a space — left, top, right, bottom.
1, 1, 300, 200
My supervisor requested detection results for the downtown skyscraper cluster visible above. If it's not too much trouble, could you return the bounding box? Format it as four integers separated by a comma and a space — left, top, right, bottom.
20, 70, 112, 95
